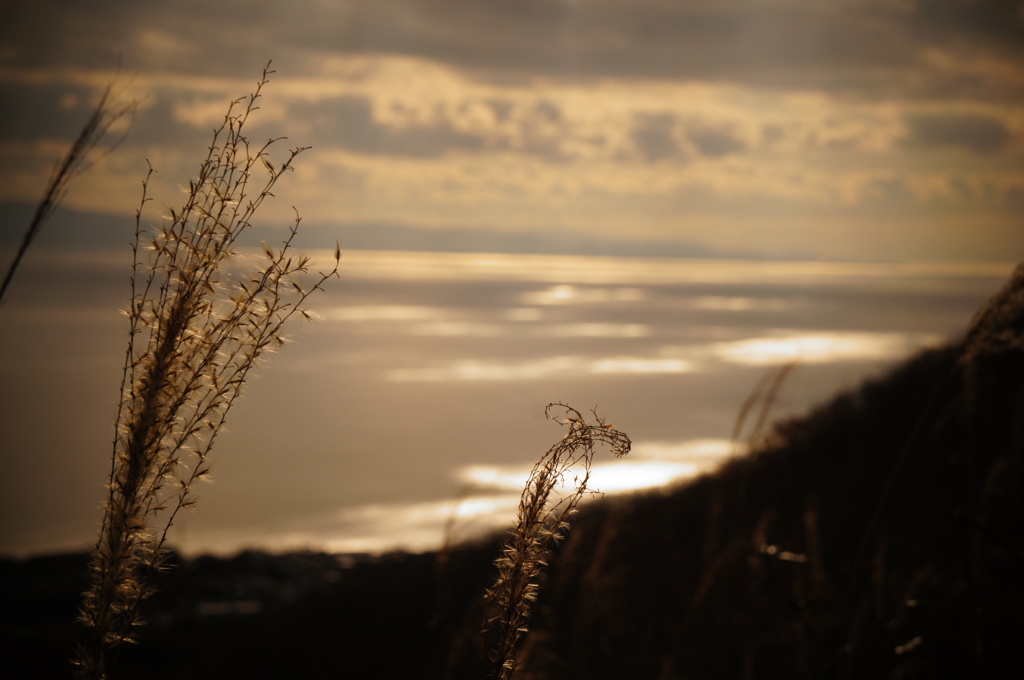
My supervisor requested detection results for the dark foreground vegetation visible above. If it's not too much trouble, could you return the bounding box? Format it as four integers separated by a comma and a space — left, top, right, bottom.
3, 267, 1022, 679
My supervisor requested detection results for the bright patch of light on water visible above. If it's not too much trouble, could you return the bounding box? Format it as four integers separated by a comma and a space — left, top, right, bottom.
322, 305, 448, 321
631, 438, 734, 461
520, 284, 646, 305
712, 331, 943, 366
692, 296, 794, 312
386, 354, 695, 381
458, 439, 730, 495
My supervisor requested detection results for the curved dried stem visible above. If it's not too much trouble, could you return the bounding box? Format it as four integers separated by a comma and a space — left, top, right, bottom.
484, 402, 630, 680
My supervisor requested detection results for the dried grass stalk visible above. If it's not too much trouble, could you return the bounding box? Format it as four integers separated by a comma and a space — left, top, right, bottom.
1, 77, 136, 303
74, 62, 340, 679
485, 402, 630, 680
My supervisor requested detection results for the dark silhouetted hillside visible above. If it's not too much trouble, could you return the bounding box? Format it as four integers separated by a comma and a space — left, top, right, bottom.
445, 265, 1023, 680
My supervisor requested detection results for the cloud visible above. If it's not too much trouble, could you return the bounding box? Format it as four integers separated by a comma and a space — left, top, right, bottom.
0, 81, 101, 143
688, 125, 747, 158
911, 0, 1024, 49
5, 0, 1022, 100
902, 112, 1012, 153
312, 95, 486, 158
257, 1, 971, 97
1, 2, 1022, 264
632, 113, 683, 162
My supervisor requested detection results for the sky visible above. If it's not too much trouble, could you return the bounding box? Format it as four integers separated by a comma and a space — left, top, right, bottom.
0, 0, 1021, 557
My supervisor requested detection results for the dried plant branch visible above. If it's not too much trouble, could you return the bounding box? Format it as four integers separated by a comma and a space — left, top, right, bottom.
485, 402, 630, 680
74, 61, 340, 680
1, 77, 136, 304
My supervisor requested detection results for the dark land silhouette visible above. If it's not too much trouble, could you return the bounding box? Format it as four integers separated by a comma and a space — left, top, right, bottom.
2, 266, 1022, 679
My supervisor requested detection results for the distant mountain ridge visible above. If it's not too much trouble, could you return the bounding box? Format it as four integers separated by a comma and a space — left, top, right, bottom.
0, 199, 830, 261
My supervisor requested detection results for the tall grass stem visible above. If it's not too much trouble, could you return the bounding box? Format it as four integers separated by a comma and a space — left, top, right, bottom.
74, 61, 340, 679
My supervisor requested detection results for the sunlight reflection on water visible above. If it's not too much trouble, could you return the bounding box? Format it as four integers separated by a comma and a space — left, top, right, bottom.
316, 249, 1012, 287
5, 247, 1010, 557
194, 438, 732, 556
711, 331, 943, 366
168, 252, 1009, 555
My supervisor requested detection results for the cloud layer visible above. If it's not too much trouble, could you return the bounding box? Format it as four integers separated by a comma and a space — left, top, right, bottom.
0, 0, 1021, 261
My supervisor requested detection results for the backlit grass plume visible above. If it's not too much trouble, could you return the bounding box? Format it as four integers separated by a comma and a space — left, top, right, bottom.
74, 62, 340, 679
485, 403, 630, 680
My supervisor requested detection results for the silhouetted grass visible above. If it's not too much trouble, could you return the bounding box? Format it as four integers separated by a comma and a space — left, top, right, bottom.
1, 77, 136, 304
74, 62, 339, 680
484, 403, 630, 679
